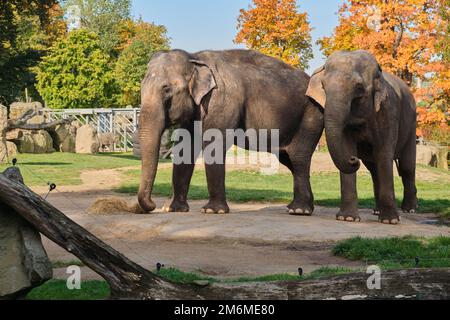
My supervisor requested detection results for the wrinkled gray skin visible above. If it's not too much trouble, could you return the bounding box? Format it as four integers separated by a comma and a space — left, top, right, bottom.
307, 50, 417, 225
138, 49, 323, 214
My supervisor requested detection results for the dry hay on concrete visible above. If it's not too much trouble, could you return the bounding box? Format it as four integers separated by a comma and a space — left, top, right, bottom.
88, 197, 143, 215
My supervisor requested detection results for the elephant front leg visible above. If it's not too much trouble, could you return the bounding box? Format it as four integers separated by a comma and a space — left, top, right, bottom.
164, 124, 201, 212
376, 159, 400, 224
337, 172, 360, 222
163, 163, 195, 212
202, 137, 229, 214
202, 162, 230, 214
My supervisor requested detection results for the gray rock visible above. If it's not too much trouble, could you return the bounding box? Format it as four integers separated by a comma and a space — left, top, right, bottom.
76, 124, 100, 154
18, 130, 54, 154
0, 105, 7, 163
9, 102, 44, 124
53, 124, 76, 153
6, 142, 17, 158
0, 168, 53, 300
417, 144, 448, 170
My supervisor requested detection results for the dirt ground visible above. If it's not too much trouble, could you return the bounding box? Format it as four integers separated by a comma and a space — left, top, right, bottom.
33, 152, 450, 281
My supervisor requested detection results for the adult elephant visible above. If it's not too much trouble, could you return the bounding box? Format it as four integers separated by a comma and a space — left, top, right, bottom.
306, 50, 417, 225
138, 49, 324, 214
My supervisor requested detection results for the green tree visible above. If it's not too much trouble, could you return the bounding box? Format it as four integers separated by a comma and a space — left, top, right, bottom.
35, 29, 116, 109
0, 0, 66, 105
115, 19, 170, 106
63, 0, 131, 56
115, 40, 155, 106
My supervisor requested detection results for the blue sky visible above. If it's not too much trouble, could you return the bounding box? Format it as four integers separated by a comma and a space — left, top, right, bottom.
131, 0, 344, 73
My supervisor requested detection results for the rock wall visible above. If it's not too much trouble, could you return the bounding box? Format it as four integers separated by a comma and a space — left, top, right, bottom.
18, 130, 55, 154
9, 102, 45, 124
0, 105, 7, 163
0, 168, 53, 299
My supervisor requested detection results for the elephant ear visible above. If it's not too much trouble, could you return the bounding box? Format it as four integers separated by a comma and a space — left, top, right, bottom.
306, 65, 326, 108
374, 69, 388, 113
189, 60, 217, 112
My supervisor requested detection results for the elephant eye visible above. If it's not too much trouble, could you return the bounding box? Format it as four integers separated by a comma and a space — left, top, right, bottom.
354, 83, 366, 97
162, 85, 172, 95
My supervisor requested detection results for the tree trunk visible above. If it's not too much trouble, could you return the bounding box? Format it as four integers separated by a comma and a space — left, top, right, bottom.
0, 168, 449, 300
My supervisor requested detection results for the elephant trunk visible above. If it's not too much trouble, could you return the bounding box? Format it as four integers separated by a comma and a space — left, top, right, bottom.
138, 99, 166, 212
325, 100, 360, 174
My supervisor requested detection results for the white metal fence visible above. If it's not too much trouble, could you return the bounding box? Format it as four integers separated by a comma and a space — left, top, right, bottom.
44, 108, 140, 152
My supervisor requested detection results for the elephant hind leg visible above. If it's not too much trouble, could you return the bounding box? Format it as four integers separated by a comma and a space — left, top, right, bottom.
284, 105, 323, 216
363, 160, 381, 216
398, 140, 418, 213
278, 152, 312, 215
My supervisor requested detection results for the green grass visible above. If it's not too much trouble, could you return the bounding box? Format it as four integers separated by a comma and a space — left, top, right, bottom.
27, 235, 450, 299
332, 236, 450, 269
26, 280, 110, 300
2, 152, 448, 216
0, 152, 141, 186
116, 168, 450, 217
26, 266, 355, 300
51, 260, 85, 269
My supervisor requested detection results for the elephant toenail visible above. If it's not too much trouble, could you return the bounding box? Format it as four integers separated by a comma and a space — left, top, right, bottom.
382, 219, 390, 224
337, 216, 345, 221
206, 208, 215, 214
201, 208, 206, 213
355, 218, 361, 222
218, 210, 226, 214
295, 209, 304, 214
391, 219, 399, 225
345, 217, 354, 222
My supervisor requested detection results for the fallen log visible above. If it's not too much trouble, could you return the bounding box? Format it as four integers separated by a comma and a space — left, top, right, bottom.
0, 167, 449, 300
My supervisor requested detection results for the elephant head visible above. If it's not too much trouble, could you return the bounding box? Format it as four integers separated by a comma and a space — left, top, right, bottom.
306, 50, 388, 174
138, 50, 217, 212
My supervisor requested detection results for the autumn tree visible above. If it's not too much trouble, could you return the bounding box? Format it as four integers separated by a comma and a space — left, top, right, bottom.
319, 0, 449, 143
115, 19, 170, 106
235, 0, 313, 69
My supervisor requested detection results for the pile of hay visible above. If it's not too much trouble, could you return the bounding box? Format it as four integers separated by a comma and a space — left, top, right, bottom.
88, 197, 144, 215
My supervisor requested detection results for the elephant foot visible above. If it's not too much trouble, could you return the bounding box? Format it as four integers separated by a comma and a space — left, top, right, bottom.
379, 211, 401, 225
287, 202, 313, 216
401, 201, 418, 214
201, 201, 230, 214
162, 199, 190, 213
336, 211, 360, 223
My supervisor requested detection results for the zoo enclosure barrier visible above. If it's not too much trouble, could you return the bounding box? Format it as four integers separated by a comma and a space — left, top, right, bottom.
43, 108, 140, 152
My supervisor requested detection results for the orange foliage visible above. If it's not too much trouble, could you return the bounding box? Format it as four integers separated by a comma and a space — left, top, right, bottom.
116, 18, 169, 53
319, 0, 449, 142
44, 3, 67, 44
235, 0, 313, 69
